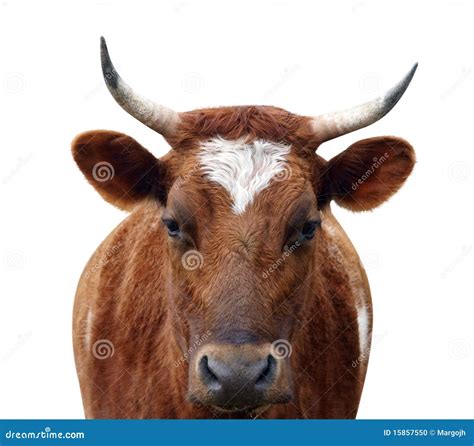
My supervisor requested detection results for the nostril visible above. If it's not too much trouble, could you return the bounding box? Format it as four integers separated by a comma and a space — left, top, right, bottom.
255, 355, 277, 387
198, 355, 221, 390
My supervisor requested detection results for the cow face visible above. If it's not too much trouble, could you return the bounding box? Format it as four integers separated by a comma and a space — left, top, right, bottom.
72, 37, 417, 415
163, 136, 319, 412
72, 117, 415, 414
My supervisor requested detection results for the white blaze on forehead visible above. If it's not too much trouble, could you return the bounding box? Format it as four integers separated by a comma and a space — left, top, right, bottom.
199, 137, 291, 214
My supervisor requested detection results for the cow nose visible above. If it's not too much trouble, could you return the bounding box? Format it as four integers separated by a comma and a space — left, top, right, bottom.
199, 354, 277, 392
191, 344, 291, 411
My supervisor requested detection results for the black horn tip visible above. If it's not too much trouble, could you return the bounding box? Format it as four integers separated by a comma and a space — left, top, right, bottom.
409, 62, 418, 79
401, 62, 418, 91
384, 62, 419, 109
401, 62, 418, 88
100, 36, 119, 90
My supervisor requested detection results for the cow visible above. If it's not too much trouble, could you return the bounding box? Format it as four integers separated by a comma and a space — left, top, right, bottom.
71, 37, 416, 419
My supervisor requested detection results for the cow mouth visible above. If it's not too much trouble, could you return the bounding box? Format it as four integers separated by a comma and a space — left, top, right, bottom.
188, 394, 264, 414
209, 404, 272, 418
189, 391, 292, 418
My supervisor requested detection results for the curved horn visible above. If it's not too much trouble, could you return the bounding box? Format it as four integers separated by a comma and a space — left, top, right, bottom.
311, 63, 418, 142
100, 37, 180, 139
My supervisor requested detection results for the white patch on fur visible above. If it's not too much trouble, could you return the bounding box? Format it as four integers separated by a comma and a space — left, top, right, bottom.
322, 218, 371, 359
356, 305, 369, 355
199, 137, 291, 214
84, 307, 93, 350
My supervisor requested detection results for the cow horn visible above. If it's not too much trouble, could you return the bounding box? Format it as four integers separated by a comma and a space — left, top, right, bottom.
100, 37, 180, 139
311, 63, 418, 142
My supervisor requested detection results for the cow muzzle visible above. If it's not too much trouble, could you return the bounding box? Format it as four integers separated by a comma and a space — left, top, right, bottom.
188, 343, 293, 412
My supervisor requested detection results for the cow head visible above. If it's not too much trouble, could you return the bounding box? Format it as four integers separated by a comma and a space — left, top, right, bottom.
72, 38, 416, 414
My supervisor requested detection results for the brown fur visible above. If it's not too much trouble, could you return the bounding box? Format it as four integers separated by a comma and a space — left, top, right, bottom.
71, 106, 415, 419
320, 136, 415, 211
171, 106, 320, 154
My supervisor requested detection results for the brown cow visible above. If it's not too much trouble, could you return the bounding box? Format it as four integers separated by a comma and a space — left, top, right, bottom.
71, 37, 416, 419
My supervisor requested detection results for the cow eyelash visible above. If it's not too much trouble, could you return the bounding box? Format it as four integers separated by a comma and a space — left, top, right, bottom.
162, 218, 181, 238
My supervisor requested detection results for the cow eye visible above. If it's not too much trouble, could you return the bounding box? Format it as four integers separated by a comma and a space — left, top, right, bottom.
162, 218, 180, 238
300, 220, 320, 241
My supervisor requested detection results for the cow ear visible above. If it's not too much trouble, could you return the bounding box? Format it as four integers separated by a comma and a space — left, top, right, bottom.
72, 130, 170, 211
319, 136, 415, 212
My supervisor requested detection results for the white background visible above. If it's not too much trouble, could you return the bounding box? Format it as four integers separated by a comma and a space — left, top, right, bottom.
0, 0, 473, 419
